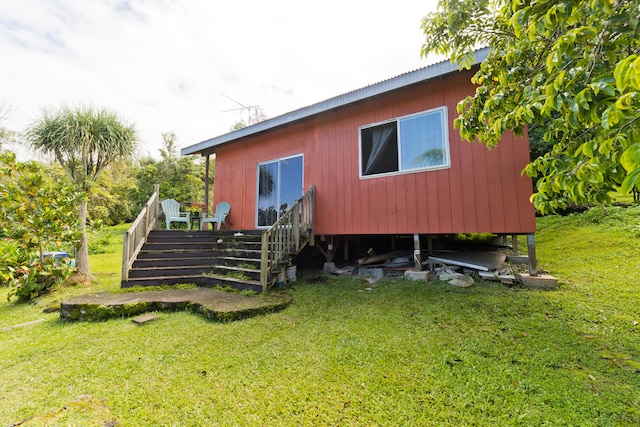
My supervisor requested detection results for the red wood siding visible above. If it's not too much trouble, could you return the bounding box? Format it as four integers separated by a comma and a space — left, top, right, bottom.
213, 69, 536, 235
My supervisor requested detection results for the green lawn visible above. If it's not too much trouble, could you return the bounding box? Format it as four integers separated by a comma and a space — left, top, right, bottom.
1, 207, 639, 426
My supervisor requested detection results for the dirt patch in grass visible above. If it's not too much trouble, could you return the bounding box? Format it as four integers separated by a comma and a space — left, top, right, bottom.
13, 395, 117, 426
63, 273, 96, 288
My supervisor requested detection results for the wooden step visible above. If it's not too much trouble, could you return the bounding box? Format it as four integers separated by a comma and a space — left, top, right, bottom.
136, 248, 261, 259
148, 229, 261, 239
141, 241, 257, 251
128, 264, 261, 281
132, 257, 223, 268
132, 256, 260, 268
122, 274, 262, 293
146, 233, 262, 244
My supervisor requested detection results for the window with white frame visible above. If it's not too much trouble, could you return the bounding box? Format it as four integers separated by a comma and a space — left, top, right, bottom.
359, 106, 449, 178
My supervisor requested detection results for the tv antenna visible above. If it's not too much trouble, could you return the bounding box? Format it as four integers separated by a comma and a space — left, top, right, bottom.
221, 93, 258, 124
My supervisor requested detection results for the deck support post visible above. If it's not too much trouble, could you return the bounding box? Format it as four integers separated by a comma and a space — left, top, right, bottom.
316, 236, 337, 263
260, 232, 269, 292
527, 234, 538, 277
512, 234, 519, 256
413, 234, 422, 271
204, 155, 211, 215
153, 184, 160, 229
327, 236, 335, 262
343, 236, 349, 261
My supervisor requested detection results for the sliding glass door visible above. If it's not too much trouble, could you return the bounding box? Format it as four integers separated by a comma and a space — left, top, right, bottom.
257, 155, 303, 227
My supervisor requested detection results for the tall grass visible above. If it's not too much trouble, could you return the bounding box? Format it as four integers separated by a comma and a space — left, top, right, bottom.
0, 206, 639, 426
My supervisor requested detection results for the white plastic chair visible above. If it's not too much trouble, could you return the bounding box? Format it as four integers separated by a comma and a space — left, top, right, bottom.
201, 202, 231, 230
161, 199, 190, 230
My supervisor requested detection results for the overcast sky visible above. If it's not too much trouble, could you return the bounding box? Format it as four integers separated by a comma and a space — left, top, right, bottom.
1, 0, 441, 159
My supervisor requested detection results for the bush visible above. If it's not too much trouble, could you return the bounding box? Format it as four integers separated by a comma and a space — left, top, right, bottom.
0, 239, 31, 287
1, 240, 74, 301
6, 256, 74, 301
574, 205, 640, 237
88, 230, 113, 255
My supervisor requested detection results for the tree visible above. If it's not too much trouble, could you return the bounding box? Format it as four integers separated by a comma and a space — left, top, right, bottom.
0, 151, 82, 300
132, 131, 209, 211
421, 0, 640, 213
88, 160, 138, 225
228, 105, 268, 131
0, 101, 17, 149
230, 120, 247, 131
159, 131, 179, 162
25, 106, 137, 277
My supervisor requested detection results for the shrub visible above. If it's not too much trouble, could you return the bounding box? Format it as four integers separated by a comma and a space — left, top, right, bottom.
1, 239, 74, 301
0, 239, 31, 287
88, 230, 113, 255
6, 256, 74, 301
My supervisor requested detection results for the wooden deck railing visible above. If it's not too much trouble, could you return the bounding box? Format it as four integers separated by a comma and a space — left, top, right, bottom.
261, 186, 315, 292
121, 184, 161, 283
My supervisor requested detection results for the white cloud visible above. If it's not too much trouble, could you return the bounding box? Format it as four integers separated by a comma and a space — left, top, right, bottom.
0, 0, 441, 159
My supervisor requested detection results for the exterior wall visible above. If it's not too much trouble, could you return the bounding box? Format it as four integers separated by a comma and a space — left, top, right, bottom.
213, 69, 536, 235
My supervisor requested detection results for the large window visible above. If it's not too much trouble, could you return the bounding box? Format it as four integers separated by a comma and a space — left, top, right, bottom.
256, 155, 303, 227
359, 107, 449, 178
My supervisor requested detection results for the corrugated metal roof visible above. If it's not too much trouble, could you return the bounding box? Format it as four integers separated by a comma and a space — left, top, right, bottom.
181, 48, 490, 156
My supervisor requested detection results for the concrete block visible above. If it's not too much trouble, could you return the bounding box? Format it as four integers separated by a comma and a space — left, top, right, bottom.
404, 270, 432, 281
507, 255, 530, 265
519, 273, 559, 289
132, 313, 160, 325
323, 262, 336, 273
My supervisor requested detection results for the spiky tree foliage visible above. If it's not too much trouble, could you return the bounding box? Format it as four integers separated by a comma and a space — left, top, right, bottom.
26, 106, 137, 277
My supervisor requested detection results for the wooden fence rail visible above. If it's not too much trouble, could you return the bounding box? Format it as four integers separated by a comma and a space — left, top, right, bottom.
121, 184, 160, 283
261, 186, 315, 292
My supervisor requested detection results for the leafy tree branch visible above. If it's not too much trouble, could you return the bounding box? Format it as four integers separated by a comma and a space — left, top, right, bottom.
421, 0, 640, 213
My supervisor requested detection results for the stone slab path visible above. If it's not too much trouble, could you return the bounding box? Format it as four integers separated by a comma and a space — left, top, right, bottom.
60, 288, 293, 322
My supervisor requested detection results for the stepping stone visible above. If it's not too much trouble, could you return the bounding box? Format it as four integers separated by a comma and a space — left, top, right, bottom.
132, 313, 160, 325
60, 288, 293, 322
1, 318, 45, 332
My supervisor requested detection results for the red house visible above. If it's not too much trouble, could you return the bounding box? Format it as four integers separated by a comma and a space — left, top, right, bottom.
181, 48, 536, 273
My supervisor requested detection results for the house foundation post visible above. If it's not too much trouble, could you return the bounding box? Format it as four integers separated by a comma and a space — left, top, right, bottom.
527, 234, 538, 276
204, 154, 211, 215
318, 236, 337, 272
327, 236, 334, 262
520, 233, 558, 288
512, 234, 519, 256
413, 234, 422, 271
343, 236, 350, 261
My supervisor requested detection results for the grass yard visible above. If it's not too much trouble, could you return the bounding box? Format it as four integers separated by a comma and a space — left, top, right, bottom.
1, 206, 639, 426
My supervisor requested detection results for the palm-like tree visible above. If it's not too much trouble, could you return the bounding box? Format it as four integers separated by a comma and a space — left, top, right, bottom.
26, 106, 137, 278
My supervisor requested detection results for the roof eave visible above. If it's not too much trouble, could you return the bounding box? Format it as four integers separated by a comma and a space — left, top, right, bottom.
181, 47, 489, 157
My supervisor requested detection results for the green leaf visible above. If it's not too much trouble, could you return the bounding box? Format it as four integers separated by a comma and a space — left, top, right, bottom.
620, 144, 640, 172
509, 6, 532, 38
614, 55, 639, 92
631, 56, 640, 90
601, 106, 619, 130
590, 80, 616, 97
620, 168, 640, 193
615, 93, 636, 110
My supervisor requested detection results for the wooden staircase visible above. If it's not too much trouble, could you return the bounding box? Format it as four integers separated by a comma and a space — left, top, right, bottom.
121, 186, 315, 293
121, 230, 264, 293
